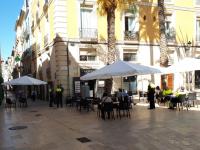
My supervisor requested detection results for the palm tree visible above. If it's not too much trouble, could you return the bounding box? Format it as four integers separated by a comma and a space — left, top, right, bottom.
158, 0, 168, 67
97, 0, 134, 94
158, 0, 168, 89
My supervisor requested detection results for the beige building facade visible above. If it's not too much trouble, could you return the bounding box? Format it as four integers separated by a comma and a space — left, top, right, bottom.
11, 0, 200, 99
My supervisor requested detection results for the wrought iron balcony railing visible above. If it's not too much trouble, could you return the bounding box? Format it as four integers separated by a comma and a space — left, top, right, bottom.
79, 28, 98, 41
124, 31, 139, 41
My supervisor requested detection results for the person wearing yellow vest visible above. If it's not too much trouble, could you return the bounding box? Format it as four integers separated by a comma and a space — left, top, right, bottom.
56, 84, 64, 108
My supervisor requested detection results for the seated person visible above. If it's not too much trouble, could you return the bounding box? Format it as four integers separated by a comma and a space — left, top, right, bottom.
175, 86, 187, 96
168, 87, 187, 109
162, 87, 173, 103
101, 92, 113, 119
116, 88, 123, 102
101, 92, 112, 103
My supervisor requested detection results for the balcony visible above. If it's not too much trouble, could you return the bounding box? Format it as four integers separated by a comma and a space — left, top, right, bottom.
166, 28, 176, 43
124, 31, 139, 41
79, 28, 98, 42
23, 28, 30, 41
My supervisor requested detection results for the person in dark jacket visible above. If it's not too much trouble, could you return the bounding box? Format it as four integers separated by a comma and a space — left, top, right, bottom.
49, 87, 54, 107
55, 84, 64, 108
147, 83, 155, 109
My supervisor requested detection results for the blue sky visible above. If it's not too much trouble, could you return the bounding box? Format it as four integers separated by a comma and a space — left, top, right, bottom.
0, 0, 23, 60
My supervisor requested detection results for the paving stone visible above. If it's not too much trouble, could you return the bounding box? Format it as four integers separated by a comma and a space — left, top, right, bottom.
1, 100, 200, 149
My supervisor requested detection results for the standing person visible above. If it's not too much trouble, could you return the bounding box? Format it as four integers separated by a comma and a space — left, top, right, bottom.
155, 86, 161, 104
117, 88, 123, 102
147, 83, 156, 109
49, 87, 54, 107
56, 84, 64, 108
31, 90, 36, 102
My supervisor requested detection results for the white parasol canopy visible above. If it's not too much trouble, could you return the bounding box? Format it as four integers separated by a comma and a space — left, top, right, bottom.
2, 76, 47, 85
80, 60, 162, 80
165, 57, 200, 73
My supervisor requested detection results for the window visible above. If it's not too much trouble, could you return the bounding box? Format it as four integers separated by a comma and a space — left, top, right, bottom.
196, 0, 200, 5
165, 14, 172, 34
196, 17, 200, 42
165, 14, 175, 42
80, 4, 97, 38
124, 12, 138, 32
165, 0, 172, 3
123, 49, 137, 61
195, 70, 200, 88
124, 11, 139, 41
125, 16, 134, 31
168, 53, 174, 65
80, 49, 96, 61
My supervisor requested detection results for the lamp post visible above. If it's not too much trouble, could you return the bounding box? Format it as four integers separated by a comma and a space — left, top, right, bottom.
66, 42, 70, 97
184, 41, 192, 57
184, 41, 192, 91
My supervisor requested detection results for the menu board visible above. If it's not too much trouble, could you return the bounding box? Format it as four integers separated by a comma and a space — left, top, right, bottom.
74, 81, 80, 93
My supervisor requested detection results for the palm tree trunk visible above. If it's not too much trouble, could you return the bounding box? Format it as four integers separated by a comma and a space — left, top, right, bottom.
158, 0, 168, 67
104, 7, 116, 95
107, 7, 116, 64
158, 0, 168, 89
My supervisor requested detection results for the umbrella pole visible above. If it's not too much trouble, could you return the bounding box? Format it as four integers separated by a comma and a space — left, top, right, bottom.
121, 77, 123, 90
188, 71, 191, 91
141, 75, 145, 102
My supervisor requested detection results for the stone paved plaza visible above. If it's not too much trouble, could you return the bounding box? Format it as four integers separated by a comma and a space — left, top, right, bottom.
1, 100, 200, 150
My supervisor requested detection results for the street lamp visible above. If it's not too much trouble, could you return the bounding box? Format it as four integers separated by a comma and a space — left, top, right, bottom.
184, 41, 192, 91
184, 41, 192, 57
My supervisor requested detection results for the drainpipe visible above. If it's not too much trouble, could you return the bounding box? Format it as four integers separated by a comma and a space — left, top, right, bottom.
66, 42, 70, 97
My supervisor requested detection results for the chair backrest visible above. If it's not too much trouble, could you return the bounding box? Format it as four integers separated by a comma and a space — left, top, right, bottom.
178, 94, 186, 102
124, 95, 129, 102
6, 98, 12, 104
19, 97, 26, 103
103, 102, 113, 111
187, 92, 196, 101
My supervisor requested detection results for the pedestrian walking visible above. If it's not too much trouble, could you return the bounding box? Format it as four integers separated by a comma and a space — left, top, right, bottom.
55, 84, 64, 108
31, 90, 36, 101
147, 83, 155, 109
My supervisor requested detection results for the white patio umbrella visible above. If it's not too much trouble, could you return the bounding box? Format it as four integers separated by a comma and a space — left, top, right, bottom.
2, 76, 47, 85
80, 60, 162, 80
165, 57, 200, 73
164, 57, 200, 91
